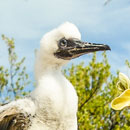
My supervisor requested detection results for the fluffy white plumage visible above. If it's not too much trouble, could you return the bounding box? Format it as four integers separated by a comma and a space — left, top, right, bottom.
0, 22, 80, 130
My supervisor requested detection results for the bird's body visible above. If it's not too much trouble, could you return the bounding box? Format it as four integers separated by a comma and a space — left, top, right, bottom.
0, 53, 78, 130
0, 22, 110, 130
29, 68, 78, 130
0, 72, 78, 130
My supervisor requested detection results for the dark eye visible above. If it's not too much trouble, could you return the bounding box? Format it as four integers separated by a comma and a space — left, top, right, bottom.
59, 38, 68, 47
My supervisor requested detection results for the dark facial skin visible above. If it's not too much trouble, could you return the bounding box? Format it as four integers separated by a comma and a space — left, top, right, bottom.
54, 38, 111, 60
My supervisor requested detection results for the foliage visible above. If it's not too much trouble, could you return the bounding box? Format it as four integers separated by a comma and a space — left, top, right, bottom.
64, 52, 130, 130
125, 60, 130, 69
0, 35, 30, 104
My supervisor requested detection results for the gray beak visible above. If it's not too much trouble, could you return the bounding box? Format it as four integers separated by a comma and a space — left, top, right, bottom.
54, 38, 111, 60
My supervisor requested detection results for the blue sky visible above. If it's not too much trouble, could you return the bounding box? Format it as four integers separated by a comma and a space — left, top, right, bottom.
0, 0, 130, 83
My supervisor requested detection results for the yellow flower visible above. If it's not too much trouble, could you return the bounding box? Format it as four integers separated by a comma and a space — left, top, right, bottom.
111, 73, 130, 110
117, 73, 130, 92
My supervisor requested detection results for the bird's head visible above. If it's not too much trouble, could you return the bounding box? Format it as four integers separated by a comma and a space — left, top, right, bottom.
39, 22, 110, 66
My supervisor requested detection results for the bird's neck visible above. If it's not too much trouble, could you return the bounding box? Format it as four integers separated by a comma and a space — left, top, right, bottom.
32, 53, 69, 111
32, 53, 64, 102
34, 51, 63, 82
31, 51, 78, 124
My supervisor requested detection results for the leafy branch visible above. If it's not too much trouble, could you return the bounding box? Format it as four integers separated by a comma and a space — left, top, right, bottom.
0, 35, 30, 103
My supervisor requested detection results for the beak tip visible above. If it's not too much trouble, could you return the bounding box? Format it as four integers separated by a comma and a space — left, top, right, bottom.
105, 45, 111, 51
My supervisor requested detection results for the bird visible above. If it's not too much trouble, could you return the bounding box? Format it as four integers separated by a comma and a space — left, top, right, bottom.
0, 22, 111, 130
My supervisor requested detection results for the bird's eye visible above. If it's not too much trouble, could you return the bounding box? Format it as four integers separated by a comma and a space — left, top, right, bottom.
59, 38, 68, 47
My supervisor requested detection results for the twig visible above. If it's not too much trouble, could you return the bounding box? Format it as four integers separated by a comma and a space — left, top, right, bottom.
79, 80, 100, 110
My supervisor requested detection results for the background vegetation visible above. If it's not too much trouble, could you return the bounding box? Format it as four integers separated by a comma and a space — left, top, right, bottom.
0, 35, 30, 103
1, 36, 130, 130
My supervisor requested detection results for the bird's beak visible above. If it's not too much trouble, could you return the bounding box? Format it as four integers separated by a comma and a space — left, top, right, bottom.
55, 38, 111, 60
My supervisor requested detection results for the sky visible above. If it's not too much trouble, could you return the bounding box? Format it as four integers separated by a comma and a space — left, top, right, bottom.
0, 0, 130, 86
